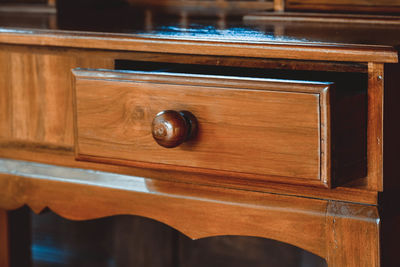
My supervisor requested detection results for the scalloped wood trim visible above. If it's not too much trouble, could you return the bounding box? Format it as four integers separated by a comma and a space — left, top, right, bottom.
0, 158, 328, 257
0, 158, 381, 263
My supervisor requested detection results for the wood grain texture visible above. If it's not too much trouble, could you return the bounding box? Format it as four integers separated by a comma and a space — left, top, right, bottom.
0, 45, 376, 201
0, 171, 328, 259
0, 45, 114, 147
326, 201, 380, 266
0, 142, 378, 205
73, 69, 331, 187
0, 160, 382, 265
0, 29, 397, 63
0, 209, 9, 267
367, 63, 384, 191
29, 212, 326, 267
0, 45, 381, 201
274, 0, 285, 11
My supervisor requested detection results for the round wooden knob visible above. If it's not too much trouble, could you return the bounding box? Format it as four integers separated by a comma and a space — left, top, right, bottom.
152, 110, 198, 148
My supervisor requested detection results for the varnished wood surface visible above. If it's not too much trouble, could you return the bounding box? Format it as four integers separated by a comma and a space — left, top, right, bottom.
0, 158, 381, 265
274, 0, 285, 11
151, 110, 198, 149
0, 9, 399, 63
286, 0, 400, 13
325, 201, 380, 266
0, 27, 396, 63
0, 209, 9, 267
0, 142, 378, 205
0, 44, 378, 203
74, 69, 330, 187
244, 12, 400, 25
0, 44, 363, 149
366, 63, 384, 191
0, 45, 113, 147
0, 3, 397, 266
0, 160, 329, 258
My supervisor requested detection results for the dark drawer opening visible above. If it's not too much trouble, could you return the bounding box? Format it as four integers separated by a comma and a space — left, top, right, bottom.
113, 59, 367, 187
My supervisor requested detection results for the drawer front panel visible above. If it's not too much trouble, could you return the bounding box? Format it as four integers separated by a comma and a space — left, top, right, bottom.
73, 70, 331, 187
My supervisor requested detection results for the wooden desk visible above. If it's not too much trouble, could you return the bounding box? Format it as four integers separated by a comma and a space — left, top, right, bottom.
0, 1, 399, 266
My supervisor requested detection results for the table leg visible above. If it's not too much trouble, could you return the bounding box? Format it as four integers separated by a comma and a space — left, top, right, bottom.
326, 201, 380, 267
0, 209, 10, 267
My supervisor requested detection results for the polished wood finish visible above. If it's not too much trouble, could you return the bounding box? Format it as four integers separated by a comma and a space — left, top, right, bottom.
0, 143, 378, 205
30, 212, 326, 267
0, 46, 113, 147
286, 0, 400, 13
0, 210, 9, 267
0, 30, 397, 64
326, 201, 380, 266
244, 12, 400, 25
274, 0, 285, 11
366, 63, 384, 191
0, 169, 328, 258
74, 69, 332, 187
0, 160, 377, 264
152, 110, 198, 148
0, 3, 399, 266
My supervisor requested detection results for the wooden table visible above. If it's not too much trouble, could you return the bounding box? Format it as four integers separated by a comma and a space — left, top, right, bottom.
0, 2, 400, 266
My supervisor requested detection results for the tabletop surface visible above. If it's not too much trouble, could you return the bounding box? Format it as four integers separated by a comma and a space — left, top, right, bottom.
0, 7, 399, 63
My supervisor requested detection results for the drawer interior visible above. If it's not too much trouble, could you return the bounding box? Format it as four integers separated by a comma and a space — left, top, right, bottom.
115, 59, 367, 84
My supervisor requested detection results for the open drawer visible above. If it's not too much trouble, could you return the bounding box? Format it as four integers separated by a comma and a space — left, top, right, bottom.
72, 65, 366, 188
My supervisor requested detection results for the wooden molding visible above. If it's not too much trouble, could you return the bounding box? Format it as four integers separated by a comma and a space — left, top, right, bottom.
0, 29, 397, 63
0, 159, 381, 263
